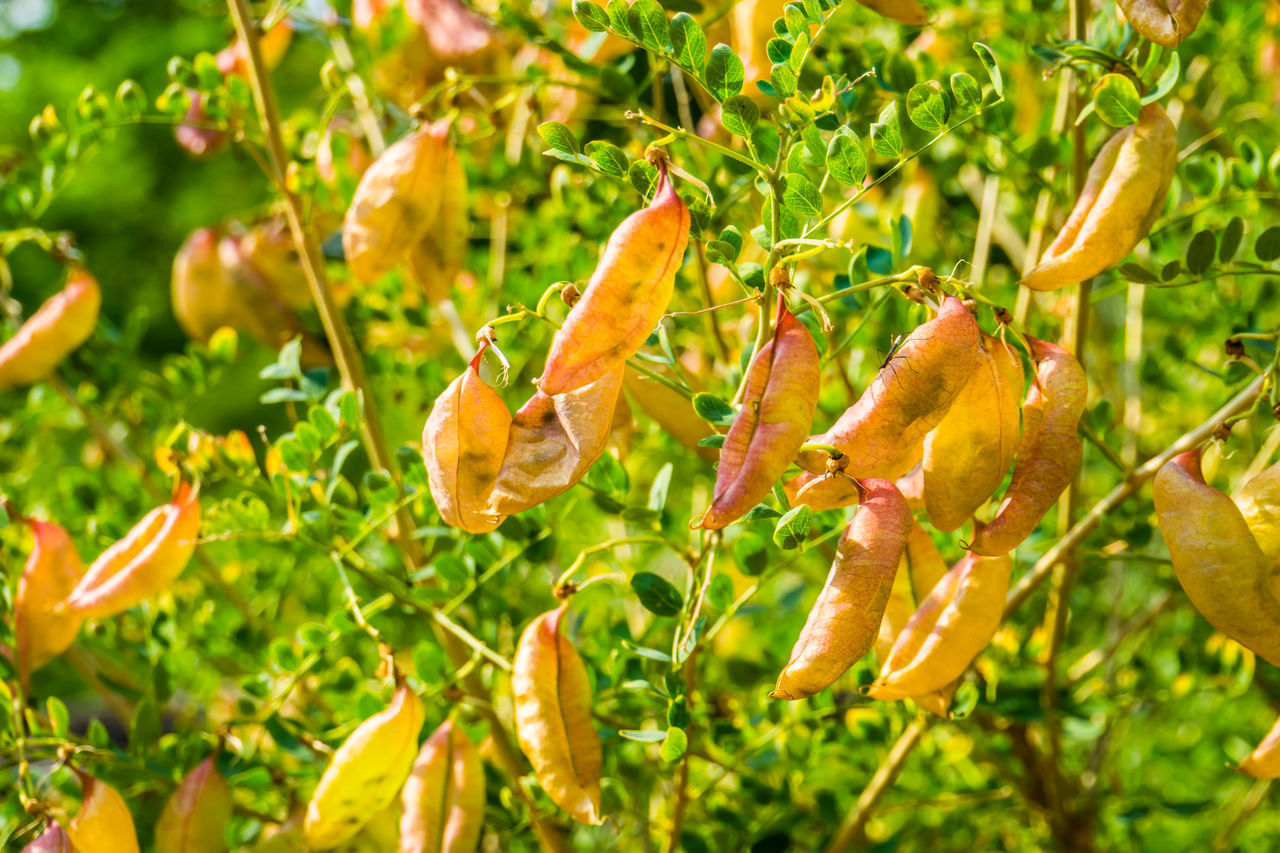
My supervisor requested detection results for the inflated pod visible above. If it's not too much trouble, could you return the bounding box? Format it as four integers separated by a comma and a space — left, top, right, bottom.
623, 367, 716, 461
1234, 462, 1280, 598
1020, 104, 1177, 291
1117, 0, 1209, 47
304, 684, 425, 849
868, 552, 1012, 700
422, 350, 512, 534
790, 296, 980, 497
22, 823, 75, 853
485, 365, 625, 520
874, 523, 945, 663
922, 334, 1023, 532
698, 303, 820, 529
62, 483, 202, 620
0, 268, 100, 391
970, 338, 1085, 556
14, 519, 84, 691
155, 757, 233, 853
537, 163, 689, 396
773, 479, 912, 700
343, 119, 450, 284
854, 0, 929, 24
67, 772, 139, 853
512, 607, 603, 825
1152, 449, 1280, 667
400, 719, 485, 853
730, 0, 785, 107
407, 139, 468, 303
1238, 715, 1280, 779
895, 463, 925, 511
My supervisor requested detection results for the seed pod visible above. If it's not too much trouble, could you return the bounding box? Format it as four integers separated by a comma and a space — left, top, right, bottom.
1117, 0, 1209, 47
697, 302, 820, 529
155, 756, 233, 853
21, 822, 74, 853
404, 0, 495, 62
1238, 715, 1280, 780
0, 267, 100, 391
854, 0, 929, 25
174, 92, 228, 158
1234, 462, 1280, 598
486, 365, 625, 521
874, 522, 946, 663
867, 552, 1012, 700
14, 519, 83, 692
400, 719, 485, 853
731, 0, 785, 107
1152, 449, 1280, 667
422, 351, 512, 534
791, 296, 980, 494
537, 163, 690, 396
773, 479, 912, 700
922, 334, 1023, 532
67, 772, 140, 853
343, 120, 450, 284
62, 483, 202, 620
304, 684, 426, 849
623, 368, 716, 460
895, 463, 925, 511
512, 607, 603, 825
407, 128, 468, 303
1020, 104, 1177, 291
970, 338, 1085, 557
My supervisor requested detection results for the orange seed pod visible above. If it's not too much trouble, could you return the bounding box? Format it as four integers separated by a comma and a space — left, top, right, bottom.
697, 301, 820, 529
1238, 715, 1280, 780
399, 719, 485, 853
0, 267, 100, 391
407, 138, 469, 303
155, 756, 233, 853
67, 772, 140, 853
537, 163, 690, 396
62, 483, 202, 620
512, 607, 604, 825
773, 479, 912, 700
970, 338, 1085, 557
14, 519, 84, 691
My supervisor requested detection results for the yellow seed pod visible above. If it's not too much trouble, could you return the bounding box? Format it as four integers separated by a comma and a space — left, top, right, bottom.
1238, 715, 1280, 780
14, 519, 84, 691
66, 772, 140, 853
304, 684, 426, 849
1234, 462, 1280, 600
512, 607, 603, 825
400, 719, 485, 852
0, 267, 100, 391
155, 756, 233, 853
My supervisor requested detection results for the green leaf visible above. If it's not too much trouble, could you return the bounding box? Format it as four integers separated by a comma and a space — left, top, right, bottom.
648, 462, 673, 512
706, 44, 745, 102
707, 573, 734, 610
1220, 217, 1244, 263
1257, 226, 1280, 262
733, 532, 770, 575
692, 392, 737, 426
719, 225, 744, 255
705, 240, 738, 265
1142, 53, 1180, 104
129, 698, 160, 754
629, 159, 659, 195
721, 95, 760, 137
767, 37, 791, 65
770, 63, 797, 97
789, 31, 810, 72
670, 12, 706, 70
627, 0, 670, 52
906, 81, 949, 132
434, 552, 472, 587
585, 450, 630, 494
972, 42, 1002, 97
1092, 73, 1142, 128
585, 140, 629, 177
870, 102, 903, 158
46, 697, 69, 737
783, 3, 808, 35
631, 572, 684, 617
1186, 229, 1216, 275
1117, 262, 1158, 283
950, 71, 982, 115
782, 172, 822, 218
826, 129, 867, 186
661, 727, 689, 762
537, 120, 578, 155
773, 505, 813, 549
572, 0, 610, 32
698, 434, 726, 448
619, 728, 669, 742
606, 0, 634, 37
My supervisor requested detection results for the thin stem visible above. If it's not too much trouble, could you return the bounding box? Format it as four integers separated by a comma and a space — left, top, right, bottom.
628, 110, 767, 172
823, 717, 929, 853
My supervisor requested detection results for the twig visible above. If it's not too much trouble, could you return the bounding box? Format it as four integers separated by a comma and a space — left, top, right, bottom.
823, 717, 929, 853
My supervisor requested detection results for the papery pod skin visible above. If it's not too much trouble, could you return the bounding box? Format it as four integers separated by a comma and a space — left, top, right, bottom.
334, 802, 401, 853
513, 607, 604, 825
970, 338, 1085, 556
1117, 0, 1209, 47
343, 120, 449, 284
155, 757, 233, 853
624, 368, 716, 461
537, 164, 690, 396
854, 0, 930, 25
875, 522, 947, 663
773, 479, 912, 700
63, 483, 202, 620
485, 365, 625, 520
252, 813, 305, 852
0, 268, 100, 391
404, 0, 495, 62
1020, 104, 1177, 291
237, 219, 312, 309
896, 463, 925, 511
922, 334, 1024, 532
399, 719, 485, 853
14, 519, 84, 691
1234, 462, 1280, 599
66, 772, 140, 853
304, 684, 426, 850
422, 351, 512, 533
698, 304, 820, 530
174, 91, 228, 158
1152, 450, 1280, 667
868, 552, 1012, 700
21, 822, 75, 852
1238, 715, 1280, 779
408, 141, 469, 303
792, 296, 980, 490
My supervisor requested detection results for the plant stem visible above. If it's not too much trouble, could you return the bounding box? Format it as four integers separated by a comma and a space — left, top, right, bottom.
823, 717, 929, 853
